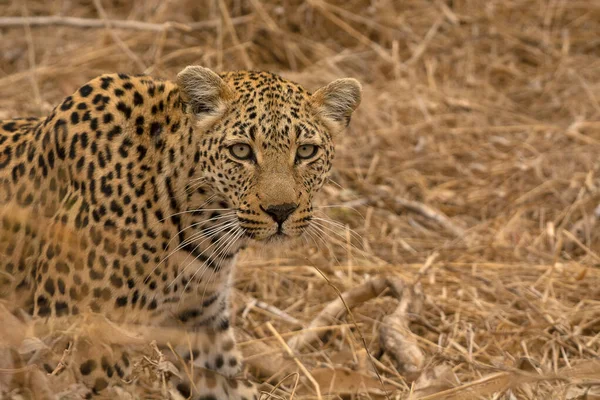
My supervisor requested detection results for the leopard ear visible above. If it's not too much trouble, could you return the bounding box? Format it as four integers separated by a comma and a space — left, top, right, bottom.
177, 66, 233, 118
311, 78, 362, 134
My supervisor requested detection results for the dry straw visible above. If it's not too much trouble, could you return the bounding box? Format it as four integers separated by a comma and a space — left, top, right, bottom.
1, 0, 599, 399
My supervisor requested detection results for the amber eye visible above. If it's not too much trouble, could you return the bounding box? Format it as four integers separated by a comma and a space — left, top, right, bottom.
296, 144, 319, 160
229, 144, 253, 160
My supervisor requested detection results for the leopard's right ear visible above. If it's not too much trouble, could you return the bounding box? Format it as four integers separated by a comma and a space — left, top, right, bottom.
176, 66, 233, 119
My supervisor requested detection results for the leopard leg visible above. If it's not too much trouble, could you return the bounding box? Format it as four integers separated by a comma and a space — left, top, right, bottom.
74, 345, 133, 395
36, 336, 134, 396
169, 323, 258, 400
171, 368, 257, 400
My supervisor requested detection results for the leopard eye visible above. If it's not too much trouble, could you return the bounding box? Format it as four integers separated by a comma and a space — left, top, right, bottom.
229, 143, 253, 160
296, 144, 319, 160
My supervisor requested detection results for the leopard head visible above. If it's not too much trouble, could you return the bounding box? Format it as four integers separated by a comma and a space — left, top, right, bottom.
177, 66, 361, 241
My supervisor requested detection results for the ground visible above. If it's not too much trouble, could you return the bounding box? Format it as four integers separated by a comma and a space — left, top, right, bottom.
0, 0, 599, 399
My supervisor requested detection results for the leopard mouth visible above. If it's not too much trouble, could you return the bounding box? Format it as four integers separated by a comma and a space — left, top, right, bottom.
263, 231, 290, 244
240, 225, 296, 243
238, 213, 310, 242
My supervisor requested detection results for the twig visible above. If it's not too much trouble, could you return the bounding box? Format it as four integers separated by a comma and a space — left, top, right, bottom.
92, 0, 147, 72
21, 4, 42, 111
0, 15, 253, 32
287, 277, 389, 349
248, 0, 280, 32
391, 196, 466, 238
239, 324, 357, 347
235, 328, 296, 379
265, 322, 322, 400
218, 0, 252, 69
379, 279, 425, 382
412, 364, 599, 400
566, 119, 600, 146
414, 252, 439, 285
405, 15, 444, 65
288, 272, 392, 400
347, 186, 467, 238
314, 0, 406, 36
307, 0, 394, 63
410, 364, 457, 397
562, 229, 600, 262
415, 371, 518, 400
263, 372, 300, 400
239, 292, 304, 328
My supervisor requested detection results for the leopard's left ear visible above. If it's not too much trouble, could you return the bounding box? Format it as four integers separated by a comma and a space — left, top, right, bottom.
310, 78, 362, 134
177, 65, 233, 119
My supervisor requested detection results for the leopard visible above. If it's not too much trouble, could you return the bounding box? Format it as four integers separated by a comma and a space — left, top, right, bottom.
0, 65, 361, 399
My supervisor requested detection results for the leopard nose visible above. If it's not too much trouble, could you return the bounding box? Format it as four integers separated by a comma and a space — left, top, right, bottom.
262, 203, 298, 225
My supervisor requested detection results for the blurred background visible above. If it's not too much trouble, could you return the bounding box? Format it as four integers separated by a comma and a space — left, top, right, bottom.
1, 0, 599, 399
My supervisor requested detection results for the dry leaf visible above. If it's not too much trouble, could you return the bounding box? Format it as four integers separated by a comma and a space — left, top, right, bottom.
298, 367, 396, 396
560, 359, 600, 381
411, 364, 458, 398
236, 329, 295, 379
415, 372, 522, 400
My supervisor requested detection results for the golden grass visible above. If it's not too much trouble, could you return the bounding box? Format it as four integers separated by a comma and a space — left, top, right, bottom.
1, 0, 600, 399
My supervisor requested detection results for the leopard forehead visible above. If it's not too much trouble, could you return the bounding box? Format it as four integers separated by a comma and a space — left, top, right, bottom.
222, 70, 308, 98
221, 71, 319, 137
198, 70, 328, 147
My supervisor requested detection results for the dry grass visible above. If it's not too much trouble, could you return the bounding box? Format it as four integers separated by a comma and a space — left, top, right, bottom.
1, 0, 600, 399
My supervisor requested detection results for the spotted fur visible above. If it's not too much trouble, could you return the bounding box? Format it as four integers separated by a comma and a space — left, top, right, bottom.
0, 66, 361, 398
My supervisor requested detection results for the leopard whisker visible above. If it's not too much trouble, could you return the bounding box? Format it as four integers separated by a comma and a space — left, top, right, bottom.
310, 220, 372, 261
184, 179, 212, 195
164, 219, 238, 262
307, 224, 342, 267
326, 178, 346, 191
186, 177, 209, 187
158, 194, 218, 222
303, 226, 323, 252
166, 212, 237, 243
157, 212, 237, 259
180, 227, 243, 308
182, 177, 209, 192
175, 230, 237, 309
161, 217, 238, 259
169, 221, 241, 290
311, 220, 364, 250
198, 227, 244, 305
301, 232, 311, 248
311, 216, 365, 244
180, 232, 235, 300
188, 175, 210, 184
168, 221, 239, 281
150, 219, 238, 282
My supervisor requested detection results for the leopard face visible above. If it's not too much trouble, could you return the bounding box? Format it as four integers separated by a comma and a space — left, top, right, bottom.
178, 68, 362, 241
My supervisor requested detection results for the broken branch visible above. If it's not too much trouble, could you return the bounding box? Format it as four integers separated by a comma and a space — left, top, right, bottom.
0, 15, 253, 32
287, 277, 390, 350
